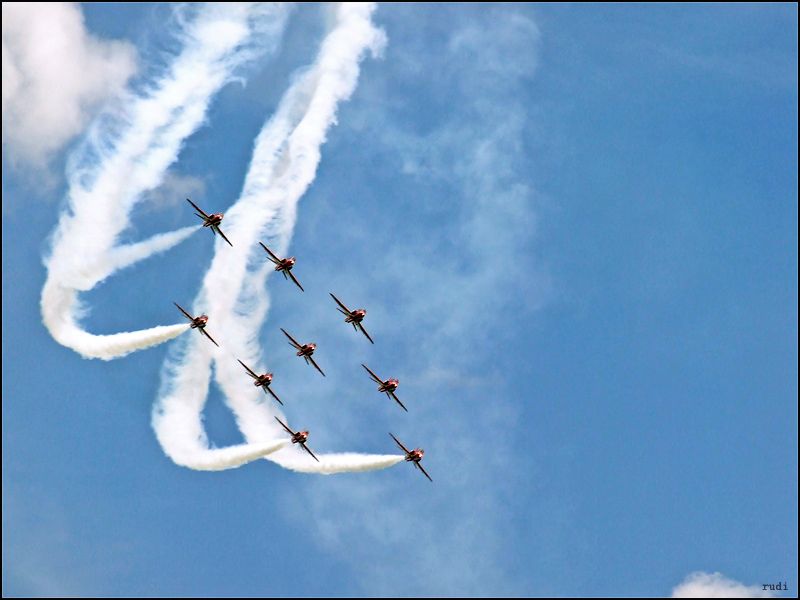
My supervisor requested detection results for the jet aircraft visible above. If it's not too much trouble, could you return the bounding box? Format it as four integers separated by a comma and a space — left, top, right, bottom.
174, 302, 219, 347
390, 433, 432, 482
238, 360, 283, 405
260, 243, 304, 291
362, 364, 406, 411
330, 293, 373, 344
275, 417, 319, 461
282, 328, 325, 376
187, 198, 232, 246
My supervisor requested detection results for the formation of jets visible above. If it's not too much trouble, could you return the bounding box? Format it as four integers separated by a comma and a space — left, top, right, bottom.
174, 199, 432, 481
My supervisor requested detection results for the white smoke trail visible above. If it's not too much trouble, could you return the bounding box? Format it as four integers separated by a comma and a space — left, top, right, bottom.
275, 453, 405, 474
108, 226, 201, 276
41, 281, 191, 361
41, 225, 200, 360
154, 3, 405, 473
41, 4, 291, 359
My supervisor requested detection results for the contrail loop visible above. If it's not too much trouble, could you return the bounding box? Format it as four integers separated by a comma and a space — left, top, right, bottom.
155, 3, 396, 474
42, 3, 398, 474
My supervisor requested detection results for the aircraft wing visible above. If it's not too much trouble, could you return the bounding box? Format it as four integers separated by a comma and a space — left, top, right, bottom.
388, 391, 408, 412
415, 461, 433, 483
214, 225, 233, 247
329, 293, 351, 314
238, 360, 259, 379
174, 302, 194, 321
281, 328, 302, 349
186, 198, 210, 219
362, 364, 383, 385
274, 416, 295, 436
356, 322, 375, 344
308, 355, 326, 377
389, 433, 410, 455
300, 443, 320, 462
266, 386, 284, 406
259, 242, 281, 265
287, 270, 305, 292
200, 328, 219, 347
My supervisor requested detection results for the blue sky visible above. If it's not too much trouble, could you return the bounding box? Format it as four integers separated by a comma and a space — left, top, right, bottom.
3, 3, 797, 597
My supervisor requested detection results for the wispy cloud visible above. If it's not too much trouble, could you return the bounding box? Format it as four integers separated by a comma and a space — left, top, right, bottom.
374, 8, 549, 355
276, 6, 554, 595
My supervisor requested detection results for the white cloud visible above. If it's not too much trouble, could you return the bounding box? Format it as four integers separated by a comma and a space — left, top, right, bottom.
672, 572, 777, 598
2, 2, 137, 168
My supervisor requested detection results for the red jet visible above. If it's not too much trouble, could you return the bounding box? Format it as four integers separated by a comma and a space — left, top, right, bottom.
330, 293, 373, 344
362, 364, 406, 411
390, 433, 432, 482
187, 198, 233, 246
174, 302, 218, 347
275, 417, 318, 461
282, 328, 324, 376
260, 243, 303, 291
238, 360, 283, 405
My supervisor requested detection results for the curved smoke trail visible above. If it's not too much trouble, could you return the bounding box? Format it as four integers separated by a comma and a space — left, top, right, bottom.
155, 3, 404, 473
41, 4, 291, 360
42, 3, 402, 473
